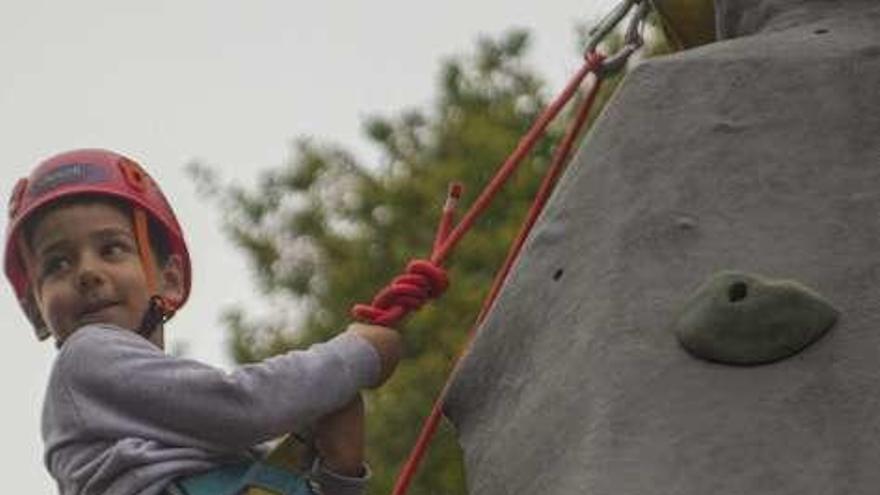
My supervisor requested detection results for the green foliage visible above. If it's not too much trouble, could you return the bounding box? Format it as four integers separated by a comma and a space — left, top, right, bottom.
191, 22, 668, 494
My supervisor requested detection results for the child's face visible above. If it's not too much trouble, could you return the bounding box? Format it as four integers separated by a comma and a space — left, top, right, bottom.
28, 202, 177, 343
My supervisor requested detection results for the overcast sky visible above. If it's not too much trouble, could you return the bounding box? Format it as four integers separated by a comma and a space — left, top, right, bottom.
0, 0, 617, 490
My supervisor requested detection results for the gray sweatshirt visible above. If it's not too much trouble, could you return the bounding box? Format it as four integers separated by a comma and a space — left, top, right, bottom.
42, 324, 381, 495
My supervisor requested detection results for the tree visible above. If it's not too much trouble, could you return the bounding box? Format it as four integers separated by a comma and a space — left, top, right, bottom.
191, 22, 669, 494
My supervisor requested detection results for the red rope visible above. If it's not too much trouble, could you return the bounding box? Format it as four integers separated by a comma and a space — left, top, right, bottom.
472, 57, 606, 327
352, 52, 606, 329
389, 52, 607, 495
351, 183, 461, 325
430, 51, 605, 267
433, 182, 464, 255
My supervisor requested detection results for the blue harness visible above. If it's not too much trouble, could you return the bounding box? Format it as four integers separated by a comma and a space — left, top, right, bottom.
168, 461, 315, 495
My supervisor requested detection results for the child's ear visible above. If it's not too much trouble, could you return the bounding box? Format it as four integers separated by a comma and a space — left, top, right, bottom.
159, 254, 186, 306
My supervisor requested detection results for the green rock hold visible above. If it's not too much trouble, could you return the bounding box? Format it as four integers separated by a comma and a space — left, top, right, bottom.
672, 271, 839, 365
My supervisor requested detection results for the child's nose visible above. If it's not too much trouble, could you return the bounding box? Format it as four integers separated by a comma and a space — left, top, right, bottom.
77, 269, 104, 291
76, 254, 106, 291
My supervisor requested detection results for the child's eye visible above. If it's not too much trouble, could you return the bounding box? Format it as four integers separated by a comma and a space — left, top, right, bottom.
102, 241, 133, 258
40, 255, 71, 278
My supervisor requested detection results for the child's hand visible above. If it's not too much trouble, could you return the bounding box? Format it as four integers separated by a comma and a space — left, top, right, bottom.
348, 323, 402, 387
314, 394, 365, 477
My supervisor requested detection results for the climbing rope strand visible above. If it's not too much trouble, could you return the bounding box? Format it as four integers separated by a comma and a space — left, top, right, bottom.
353, 54, 603, 328
391, 56, 608, 495
473, 68, 606, 326
389, 382, 449, 495
433, 182, 463, 255
430, 53, 602, 267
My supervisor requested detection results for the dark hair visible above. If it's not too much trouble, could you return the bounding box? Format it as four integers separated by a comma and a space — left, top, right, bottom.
22, 194, 171, 266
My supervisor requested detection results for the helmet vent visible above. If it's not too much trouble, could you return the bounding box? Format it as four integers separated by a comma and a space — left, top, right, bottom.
119, 158, 148, 193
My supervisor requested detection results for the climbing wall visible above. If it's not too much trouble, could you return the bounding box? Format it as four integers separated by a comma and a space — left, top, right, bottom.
445, 1, 880, 493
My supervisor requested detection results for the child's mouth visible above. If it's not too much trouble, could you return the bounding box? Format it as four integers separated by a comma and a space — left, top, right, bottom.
78, 301, 120, 323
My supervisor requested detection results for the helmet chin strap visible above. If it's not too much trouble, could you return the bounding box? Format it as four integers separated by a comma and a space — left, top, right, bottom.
133, 208, 175, 337
137, 295, 175, 338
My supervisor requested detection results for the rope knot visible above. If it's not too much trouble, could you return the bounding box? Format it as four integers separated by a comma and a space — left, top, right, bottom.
351, 260, 449, 326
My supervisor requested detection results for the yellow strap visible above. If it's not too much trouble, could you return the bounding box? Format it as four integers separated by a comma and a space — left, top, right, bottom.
651, 0, 716, 49
243, 435, 313, 495
133, 208, 159, 295
264, 434, 313, 467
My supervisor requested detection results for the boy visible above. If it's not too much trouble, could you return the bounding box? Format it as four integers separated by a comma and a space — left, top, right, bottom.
4, 149, 438, 495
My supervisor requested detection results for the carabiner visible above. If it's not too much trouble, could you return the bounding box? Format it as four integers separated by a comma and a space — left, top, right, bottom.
585, 0, 641, 54
587, 0, 652, 78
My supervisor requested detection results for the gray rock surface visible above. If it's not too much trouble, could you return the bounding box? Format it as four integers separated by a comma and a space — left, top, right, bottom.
445, 1, 880, 493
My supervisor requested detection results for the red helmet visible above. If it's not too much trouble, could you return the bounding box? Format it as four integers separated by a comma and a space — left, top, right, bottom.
4, 149, 192, 340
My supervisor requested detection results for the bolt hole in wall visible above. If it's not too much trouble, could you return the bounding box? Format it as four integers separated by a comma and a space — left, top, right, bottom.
728, 282, 748, 303
553, 269, 564, 281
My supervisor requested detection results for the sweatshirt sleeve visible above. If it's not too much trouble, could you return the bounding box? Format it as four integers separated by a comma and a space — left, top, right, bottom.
55, 325, 380, 452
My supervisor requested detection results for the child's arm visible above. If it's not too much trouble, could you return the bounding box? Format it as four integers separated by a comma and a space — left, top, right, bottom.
315, 394, 365, 476
311, 323, 402, 476
49, 324, 386, 452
